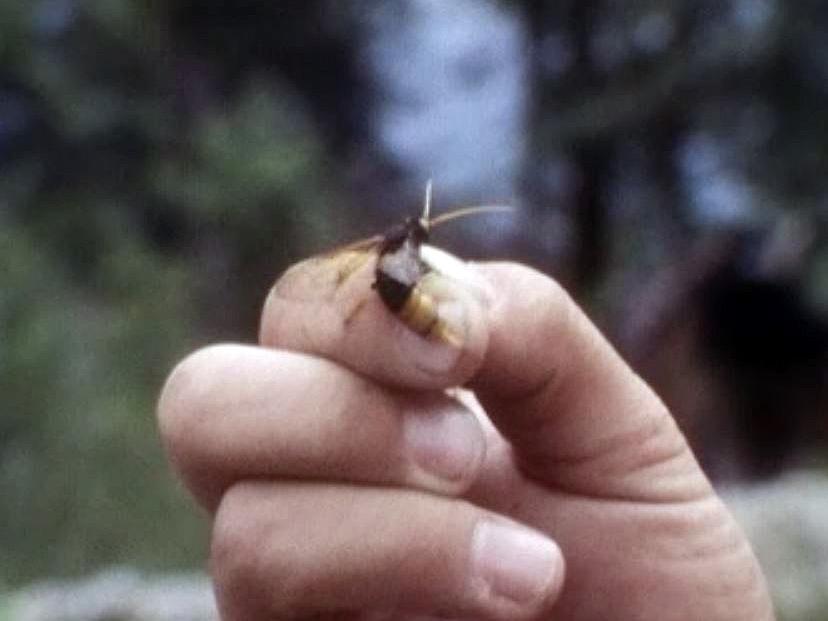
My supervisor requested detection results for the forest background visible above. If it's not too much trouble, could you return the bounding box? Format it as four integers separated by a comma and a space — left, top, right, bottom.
1, 1, 827, 617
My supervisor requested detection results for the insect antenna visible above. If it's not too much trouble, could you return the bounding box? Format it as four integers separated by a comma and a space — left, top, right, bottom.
419, 179, 433, 228
428, 204, 514, 229
417, 180, 513, 231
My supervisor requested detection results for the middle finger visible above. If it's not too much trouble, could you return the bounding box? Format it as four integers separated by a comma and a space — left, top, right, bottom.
157, 343, 486, 511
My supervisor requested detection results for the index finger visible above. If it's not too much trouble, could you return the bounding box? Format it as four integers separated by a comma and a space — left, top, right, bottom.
262, 253, 711, 501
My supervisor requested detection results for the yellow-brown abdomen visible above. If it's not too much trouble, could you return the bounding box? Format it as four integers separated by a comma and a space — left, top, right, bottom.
397, 285, 462, 347
398, 285, 439, 336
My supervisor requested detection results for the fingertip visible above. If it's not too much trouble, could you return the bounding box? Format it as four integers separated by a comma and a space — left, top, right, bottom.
156, 345, 234, 463
157, 343, 270, 510
261, 247, 492, 390
468, 519, 566, 619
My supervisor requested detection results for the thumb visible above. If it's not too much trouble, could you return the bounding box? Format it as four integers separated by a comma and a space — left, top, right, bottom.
469, 263, 712, 503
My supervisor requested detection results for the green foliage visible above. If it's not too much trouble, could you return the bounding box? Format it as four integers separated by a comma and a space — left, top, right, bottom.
153, 78, 336, 255
0, 0, 341, 587
0, 220, 206, 586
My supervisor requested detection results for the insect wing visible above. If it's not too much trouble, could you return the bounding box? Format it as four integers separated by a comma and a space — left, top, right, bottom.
317, 235, 383, 288
427, 204, 513, 229
319, 234, 383, 258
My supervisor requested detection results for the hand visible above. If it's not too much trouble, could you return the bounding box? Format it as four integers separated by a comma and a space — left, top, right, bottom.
157, 248, 774, 620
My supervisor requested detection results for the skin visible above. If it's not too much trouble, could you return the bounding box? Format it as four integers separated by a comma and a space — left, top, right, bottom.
157, 249, 775, 621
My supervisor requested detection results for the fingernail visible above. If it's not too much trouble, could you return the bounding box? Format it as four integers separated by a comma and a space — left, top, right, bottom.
394, 250, 491, 376
469, 520, 562, 611
404, 404, 484, 486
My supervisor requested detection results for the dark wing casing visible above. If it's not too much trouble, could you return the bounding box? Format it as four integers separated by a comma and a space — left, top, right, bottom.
374, 218, 430, 312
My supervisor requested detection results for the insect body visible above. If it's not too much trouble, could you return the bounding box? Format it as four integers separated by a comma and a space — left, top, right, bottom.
372, 182, 507, 344
374, 211, 437, 337
318, 182, 507, 344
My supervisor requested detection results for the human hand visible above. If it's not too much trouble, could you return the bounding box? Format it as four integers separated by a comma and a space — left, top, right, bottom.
157, 247, 774, 620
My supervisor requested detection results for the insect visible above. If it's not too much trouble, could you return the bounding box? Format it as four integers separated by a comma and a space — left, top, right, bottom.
334, 181, 509, 345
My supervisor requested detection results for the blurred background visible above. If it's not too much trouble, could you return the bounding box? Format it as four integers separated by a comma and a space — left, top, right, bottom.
1, 1, 827, 619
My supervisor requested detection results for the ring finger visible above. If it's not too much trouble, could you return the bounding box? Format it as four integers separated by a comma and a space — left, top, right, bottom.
211, 480, 564, 621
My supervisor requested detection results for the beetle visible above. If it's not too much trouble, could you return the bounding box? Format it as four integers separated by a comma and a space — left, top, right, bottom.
316, 182, 508, 344
337, 181, 509, 344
